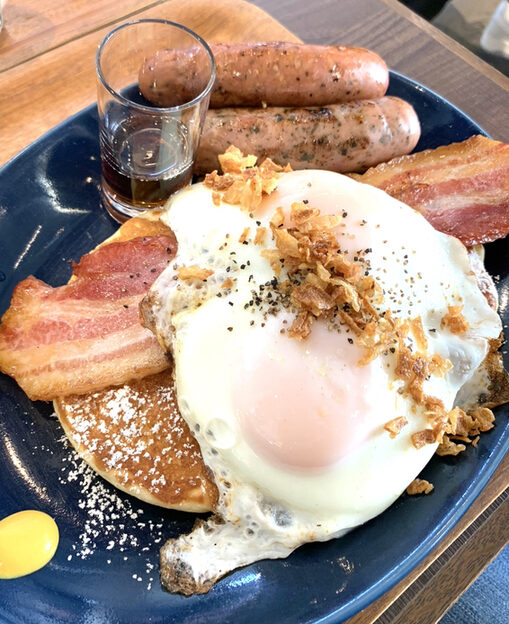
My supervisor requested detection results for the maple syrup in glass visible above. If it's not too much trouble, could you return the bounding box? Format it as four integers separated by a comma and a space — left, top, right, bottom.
100, 111, 193, 220
95, 20, 215, 222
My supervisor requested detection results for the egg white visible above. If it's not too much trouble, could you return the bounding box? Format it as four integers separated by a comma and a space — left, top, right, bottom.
150, 170, 501, 589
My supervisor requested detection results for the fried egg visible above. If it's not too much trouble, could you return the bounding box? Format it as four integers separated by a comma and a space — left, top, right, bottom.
146, 169, 501, 593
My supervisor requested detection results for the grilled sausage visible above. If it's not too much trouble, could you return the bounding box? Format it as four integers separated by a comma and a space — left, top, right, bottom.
194, 96, 421, 175
139, 42, 389, 108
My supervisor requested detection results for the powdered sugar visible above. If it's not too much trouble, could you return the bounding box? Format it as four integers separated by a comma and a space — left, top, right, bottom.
54, 375, 214, 508
58, 444, 165, 590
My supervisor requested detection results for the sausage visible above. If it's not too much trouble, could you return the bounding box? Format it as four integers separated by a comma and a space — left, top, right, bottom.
139, 42, 389, 108
193, 96, 421, 175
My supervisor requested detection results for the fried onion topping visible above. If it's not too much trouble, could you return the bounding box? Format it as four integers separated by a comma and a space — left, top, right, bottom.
204, 146, 289, 212
406, 478, 434, 495
441, 305, 470, 334
177, 266, 214, 281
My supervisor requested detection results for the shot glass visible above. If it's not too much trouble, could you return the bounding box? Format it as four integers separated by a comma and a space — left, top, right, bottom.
96, 19, 216, 222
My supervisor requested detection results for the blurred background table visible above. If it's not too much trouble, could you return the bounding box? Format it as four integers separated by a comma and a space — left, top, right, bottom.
0, 0, 508, 622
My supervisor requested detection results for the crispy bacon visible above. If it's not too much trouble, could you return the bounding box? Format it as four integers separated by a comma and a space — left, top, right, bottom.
352, 135, 509, 246
0, 234, 176, 401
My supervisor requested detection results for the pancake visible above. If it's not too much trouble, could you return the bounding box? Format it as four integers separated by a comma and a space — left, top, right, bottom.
53, 211, 218, 512
54, 371, 218, 512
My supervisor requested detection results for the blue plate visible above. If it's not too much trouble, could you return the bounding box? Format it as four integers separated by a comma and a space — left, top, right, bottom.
0, 72, 507, 624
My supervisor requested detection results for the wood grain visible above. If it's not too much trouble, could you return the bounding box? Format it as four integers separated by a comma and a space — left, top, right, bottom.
376, 490, 508, 624
0, 0, 297, 165
378, 0, 509, 91
0, 0, 161, 72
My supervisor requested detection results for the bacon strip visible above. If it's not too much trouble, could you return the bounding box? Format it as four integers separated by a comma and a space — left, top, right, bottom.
0, 233, 176, 400
352, 135, 509, 246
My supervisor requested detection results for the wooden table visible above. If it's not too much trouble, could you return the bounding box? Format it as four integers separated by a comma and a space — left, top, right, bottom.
0, 1, 508, 622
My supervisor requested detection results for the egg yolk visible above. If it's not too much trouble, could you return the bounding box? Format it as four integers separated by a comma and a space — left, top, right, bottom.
0, 510, 59, 579
233, 318, 394, 470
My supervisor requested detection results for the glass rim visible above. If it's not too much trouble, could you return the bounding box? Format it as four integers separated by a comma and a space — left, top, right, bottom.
95, 18, 216, 113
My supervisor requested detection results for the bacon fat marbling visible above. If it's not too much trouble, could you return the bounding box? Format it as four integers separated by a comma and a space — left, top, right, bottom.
0, 234, 176, 400
352, 135, 509, 246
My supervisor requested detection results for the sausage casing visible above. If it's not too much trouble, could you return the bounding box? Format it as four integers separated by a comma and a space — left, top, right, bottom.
139, 42, 389, 108
194, 96, 421, 175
